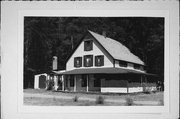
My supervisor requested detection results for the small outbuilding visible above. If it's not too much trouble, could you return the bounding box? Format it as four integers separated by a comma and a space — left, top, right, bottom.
34, 73, 48, 89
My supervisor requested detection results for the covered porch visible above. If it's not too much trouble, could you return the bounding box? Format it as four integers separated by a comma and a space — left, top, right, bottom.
53, 68, 157, 93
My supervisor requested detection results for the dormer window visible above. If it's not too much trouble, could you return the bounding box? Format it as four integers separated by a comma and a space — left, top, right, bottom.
140, 66, 145, 71
84, 55, 93, 67
74, 57, 82, 68
84, 40, 93, 51
134, 64, 141, 70
95, 55, 104, 66
119, 61, 127, 67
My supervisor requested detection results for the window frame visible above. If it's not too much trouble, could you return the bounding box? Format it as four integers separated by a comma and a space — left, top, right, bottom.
74, 57, 82, 68
95, 55, 104, 67
134, 64, 141, 70
84, 40, 93, 51
84, 55, 93, 67
119, 60, 127, 67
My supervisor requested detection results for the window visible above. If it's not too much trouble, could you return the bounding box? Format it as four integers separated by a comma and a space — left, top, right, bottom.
70, 75, 74, 87
81, 75, 87, 87
84, 55, 93, 67
94, 79, 101, 87
84, 40, 93, 51
140, 66, 145, 71
95, 55, 104, 66
134, 64, 141, 70
119, 61, 127, 67
74, 57, 82, 68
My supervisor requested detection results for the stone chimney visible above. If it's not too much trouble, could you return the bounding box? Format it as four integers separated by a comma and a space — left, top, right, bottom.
52, 56, 57, 70
102, 31, 106, 38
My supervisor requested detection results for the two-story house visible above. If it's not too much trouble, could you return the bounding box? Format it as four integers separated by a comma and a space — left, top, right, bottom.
52, 30, 156, 93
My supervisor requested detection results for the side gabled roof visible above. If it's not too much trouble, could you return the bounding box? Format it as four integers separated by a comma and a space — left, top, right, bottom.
88, 30, 144, 65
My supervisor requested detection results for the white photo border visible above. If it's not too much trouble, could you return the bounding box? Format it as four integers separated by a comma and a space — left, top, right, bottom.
18, 10, 169, 113
1, 1, 179, 119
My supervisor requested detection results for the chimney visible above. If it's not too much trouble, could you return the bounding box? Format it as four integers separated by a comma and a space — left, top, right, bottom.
52, 56, 57, 70
102, 31, 106, 38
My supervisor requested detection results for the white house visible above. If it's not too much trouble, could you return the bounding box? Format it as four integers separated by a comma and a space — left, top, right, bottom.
53, 30, 156, 93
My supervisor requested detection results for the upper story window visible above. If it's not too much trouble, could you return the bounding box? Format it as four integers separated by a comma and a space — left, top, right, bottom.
95, 55, 104, 67
74, 57, 82, 68
119, 60, 127, 67
134, 64, 141, 70
84, 55, 93, 67
84, 40, 93, 51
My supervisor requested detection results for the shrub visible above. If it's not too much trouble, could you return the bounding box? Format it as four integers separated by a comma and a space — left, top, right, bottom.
46, 80, 54, 90
95, 96, 104, 104
158, 99, 164, 105
125, 97, 133, 106
73, 95, 79, 102
152, 90, 156, 93
143, 90, 151, 94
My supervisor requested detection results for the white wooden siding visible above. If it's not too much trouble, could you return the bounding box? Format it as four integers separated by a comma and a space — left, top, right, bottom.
66, 37, 114, 71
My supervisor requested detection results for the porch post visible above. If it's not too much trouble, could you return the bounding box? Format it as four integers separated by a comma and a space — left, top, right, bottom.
86, 75, 89, 92
62, 75, 64, 91
45, 75, 50, 90
74, 75, 76, 92
54, 75, 58, 91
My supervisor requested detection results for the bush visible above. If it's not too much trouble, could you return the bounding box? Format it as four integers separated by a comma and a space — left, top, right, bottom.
73, 95, 79, 102
125, 97, 133, 106
95, 96, 104, 104
46, 80, 54, 90
158, 99, 164, 105
143, 90, 151, 94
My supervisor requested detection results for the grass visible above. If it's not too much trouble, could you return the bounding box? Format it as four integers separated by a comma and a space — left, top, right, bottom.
72, 95, 79, 102
24, 89, 164, 106
125, 97, 133, 106
95, 96, 104, 104
24, 89, 163, 102
24, 97, 125, 106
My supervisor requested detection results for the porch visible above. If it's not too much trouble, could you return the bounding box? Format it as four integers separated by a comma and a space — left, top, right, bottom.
54, 68, 157, 93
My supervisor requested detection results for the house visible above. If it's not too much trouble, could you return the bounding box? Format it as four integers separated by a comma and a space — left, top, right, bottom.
47, 30, 157, 93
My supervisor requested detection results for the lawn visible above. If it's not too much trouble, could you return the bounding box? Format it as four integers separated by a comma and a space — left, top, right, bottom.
24, 97, 126, 106
24, 89, 164, 106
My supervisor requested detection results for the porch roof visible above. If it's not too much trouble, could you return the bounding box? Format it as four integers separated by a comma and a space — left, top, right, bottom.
54, 68, 154, 75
